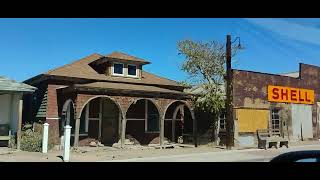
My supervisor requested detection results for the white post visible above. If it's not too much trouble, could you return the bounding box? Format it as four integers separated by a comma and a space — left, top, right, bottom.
63, 125, 72, 162
42, 123, 49, 153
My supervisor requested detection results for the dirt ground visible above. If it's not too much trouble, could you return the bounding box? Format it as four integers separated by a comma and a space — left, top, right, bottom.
0, 140, 319, 162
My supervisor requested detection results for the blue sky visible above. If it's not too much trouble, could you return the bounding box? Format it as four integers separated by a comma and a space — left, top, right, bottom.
1, 18, 320, 82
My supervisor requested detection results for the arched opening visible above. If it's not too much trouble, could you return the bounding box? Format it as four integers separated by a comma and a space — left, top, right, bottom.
125, 99, 160, 145
77, 96, 122, 146
164, 101, 194, 144
60, 99, 75, 143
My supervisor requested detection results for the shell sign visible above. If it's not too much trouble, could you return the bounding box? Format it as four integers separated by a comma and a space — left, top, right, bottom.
268, 85, 314, 105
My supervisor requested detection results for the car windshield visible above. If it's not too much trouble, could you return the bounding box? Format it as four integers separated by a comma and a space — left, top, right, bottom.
296, 158, 319, 162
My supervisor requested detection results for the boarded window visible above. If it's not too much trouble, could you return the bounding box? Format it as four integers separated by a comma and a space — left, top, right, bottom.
237, 109, 269, 133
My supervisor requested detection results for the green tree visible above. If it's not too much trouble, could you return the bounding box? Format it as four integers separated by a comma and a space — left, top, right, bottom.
177, 39, 238, 145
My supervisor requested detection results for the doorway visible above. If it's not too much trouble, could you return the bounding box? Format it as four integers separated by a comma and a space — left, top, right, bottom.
101, 98, 119, 146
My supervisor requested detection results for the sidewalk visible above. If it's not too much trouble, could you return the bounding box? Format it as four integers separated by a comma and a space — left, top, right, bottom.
0, 140, 319, 162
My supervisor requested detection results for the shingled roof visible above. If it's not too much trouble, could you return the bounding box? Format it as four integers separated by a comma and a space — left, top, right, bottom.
105, 51, 150, 64
26, 52, 182, 88
0, 76, 36, 93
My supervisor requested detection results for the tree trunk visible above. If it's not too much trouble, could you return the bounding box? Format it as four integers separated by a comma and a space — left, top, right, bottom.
211, 114, 220, 146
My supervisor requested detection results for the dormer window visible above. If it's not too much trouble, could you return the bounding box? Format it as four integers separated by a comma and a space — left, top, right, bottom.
112, 63, 124, 76
127, 64, 137, 77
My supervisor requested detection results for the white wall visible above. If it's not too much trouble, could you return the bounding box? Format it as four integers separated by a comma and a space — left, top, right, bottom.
0, 93, 22, 133
0, 94, 11, 125
10, 93, 22, 133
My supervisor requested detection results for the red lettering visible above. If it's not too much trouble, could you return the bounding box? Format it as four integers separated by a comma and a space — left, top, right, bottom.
281, 89, 288, 100
299, 90, 305, 102
272, 88, 279, 99
305, 91, 311, 102
291, 89, 297, 101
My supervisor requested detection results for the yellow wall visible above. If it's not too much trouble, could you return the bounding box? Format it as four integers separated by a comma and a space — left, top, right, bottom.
237, 109, 269, 133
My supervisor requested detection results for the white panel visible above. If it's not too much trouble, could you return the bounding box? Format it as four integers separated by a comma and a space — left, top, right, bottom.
10, 93, 22, 133
0, 94, 11, 125
238, 135, 255, 147
291, 104, 313, 141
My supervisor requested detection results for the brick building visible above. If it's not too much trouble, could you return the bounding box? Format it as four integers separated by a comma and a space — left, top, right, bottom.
232, 63, 320, 146
23, 52, 198, 148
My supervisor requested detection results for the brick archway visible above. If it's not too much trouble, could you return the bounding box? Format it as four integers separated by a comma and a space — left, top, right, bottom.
73, 94, 126, 147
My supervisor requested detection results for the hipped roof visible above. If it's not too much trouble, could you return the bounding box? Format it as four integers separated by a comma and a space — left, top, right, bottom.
25, 52, 181, 88
0, 76, 37, 93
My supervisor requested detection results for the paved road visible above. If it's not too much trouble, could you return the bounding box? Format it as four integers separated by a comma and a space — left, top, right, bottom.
103, 144, 320, 162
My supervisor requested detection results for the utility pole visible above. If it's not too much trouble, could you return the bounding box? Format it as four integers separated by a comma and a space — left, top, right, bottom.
225, 34, 234, 149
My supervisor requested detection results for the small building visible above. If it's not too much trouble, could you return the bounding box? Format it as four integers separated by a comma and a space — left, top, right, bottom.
0, 76, 36, 146
232, 63, 320, 147
23, 52, 198, 148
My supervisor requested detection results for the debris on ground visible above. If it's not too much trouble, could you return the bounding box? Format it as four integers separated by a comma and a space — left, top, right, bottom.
112, 134, 146, 149
72, 147, 88, 153
89, 141, 98, 147
97, 142, 104, 147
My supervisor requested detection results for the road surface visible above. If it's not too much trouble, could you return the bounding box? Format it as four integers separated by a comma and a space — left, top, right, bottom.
102, 144, 320, 162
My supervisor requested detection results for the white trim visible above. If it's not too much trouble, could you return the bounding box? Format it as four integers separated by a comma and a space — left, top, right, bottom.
127, 64, 138, 77
46, 117, 60, 120
111, 62, 124, 76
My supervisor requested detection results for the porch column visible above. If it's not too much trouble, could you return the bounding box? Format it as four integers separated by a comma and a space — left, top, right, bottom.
17, 99, 23, 150
121, 114, 126, 148
74, 118, 80, 147
160, 114, 165, 149
191, 109, 197, 147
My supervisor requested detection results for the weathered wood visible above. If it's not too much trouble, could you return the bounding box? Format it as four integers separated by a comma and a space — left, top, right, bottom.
121, 116, 126, 148
73, 118, 81, 147
17, 99, 23, 150
118, 111, 122, 141
159, 115, 165, 149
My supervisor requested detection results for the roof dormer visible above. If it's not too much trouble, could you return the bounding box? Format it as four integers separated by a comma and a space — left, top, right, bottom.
89, 51, 150, 79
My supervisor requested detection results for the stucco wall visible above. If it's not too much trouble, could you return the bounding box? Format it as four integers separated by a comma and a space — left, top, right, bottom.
0, 93, 22, 133
0, 94, 11, 125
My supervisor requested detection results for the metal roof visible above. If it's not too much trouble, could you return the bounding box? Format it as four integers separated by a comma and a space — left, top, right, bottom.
0, 76, 37, 93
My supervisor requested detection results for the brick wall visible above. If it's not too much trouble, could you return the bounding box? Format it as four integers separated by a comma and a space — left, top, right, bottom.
46, 84, 65, 144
